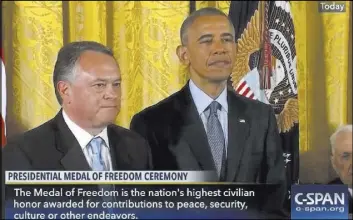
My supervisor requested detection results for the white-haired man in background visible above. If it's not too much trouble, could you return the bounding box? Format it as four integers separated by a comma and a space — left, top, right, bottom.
329, 124, 352, 213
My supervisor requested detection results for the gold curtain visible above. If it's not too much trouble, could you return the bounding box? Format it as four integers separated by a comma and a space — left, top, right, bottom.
2, 1, 189, 133
291, 1, 352, 183
1, 1, 352, 183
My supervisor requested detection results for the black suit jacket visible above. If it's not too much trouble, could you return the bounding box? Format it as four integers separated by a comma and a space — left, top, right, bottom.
2, 110, 152, 213
130, 83, 287, 214
2, 110, 152, 171
328, 178, 353, 213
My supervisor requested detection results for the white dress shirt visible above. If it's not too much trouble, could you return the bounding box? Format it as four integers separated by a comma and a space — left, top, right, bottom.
62, 110, 113, 171
349, 188, 352, 197
188, 79, 229, 154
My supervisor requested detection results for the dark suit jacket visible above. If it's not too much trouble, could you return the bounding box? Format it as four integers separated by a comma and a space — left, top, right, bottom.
328, 178, 352, 213
2, 110, 152, 211
130, 83, 287, 215
2, 110, 152, 171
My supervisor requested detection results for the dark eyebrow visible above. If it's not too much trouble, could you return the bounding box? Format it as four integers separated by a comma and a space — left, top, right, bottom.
94, 77, 121, 82
342, 152, 352, 156
197, 34, 213, 42
197, 33, 234, 42
221, 33, 234, 39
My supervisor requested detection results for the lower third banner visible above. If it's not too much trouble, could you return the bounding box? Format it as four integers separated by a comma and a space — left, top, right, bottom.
5, 184, 282, 219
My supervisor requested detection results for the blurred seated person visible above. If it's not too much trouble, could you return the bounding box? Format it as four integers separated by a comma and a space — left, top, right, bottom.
328, 124, 352, 213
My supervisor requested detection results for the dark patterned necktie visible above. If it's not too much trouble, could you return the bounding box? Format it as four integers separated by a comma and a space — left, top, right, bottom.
206, 101, 225, 178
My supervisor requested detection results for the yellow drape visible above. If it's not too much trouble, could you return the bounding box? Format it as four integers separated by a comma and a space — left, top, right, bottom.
2, 1, 352, 183
2, 1, 189, 132
291, 1, 352, 183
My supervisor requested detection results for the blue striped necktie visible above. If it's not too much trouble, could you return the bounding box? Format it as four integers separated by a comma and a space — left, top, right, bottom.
88, 137, 107, 171
88, 137, 114, 213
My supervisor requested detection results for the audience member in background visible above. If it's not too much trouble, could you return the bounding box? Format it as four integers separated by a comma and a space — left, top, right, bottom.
328, 124, 352, 213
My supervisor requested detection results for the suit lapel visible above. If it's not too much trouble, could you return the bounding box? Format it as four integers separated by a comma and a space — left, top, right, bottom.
177, 84, 216, 171
107, 126, 134, 170
54, 110, 133, 171
175, 84, 252, 176
226, 91, 250, 181
53, 110, 91, 171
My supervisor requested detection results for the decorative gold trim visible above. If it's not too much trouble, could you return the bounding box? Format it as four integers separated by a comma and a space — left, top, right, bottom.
231, 9, 261, 88
276, 98, 299, 133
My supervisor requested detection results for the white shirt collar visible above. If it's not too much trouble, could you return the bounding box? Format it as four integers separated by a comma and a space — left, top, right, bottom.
62, 110, 110, 149
189, 79, 228, 115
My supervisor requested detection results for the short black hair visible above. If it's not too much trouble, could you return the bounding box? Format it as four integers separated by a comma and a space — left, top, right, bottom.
180, 7, 235, 45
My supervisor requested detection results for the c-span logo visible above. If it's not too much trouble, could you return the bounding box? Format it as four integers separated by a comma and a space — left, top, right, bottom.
291, 185, 349, 219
